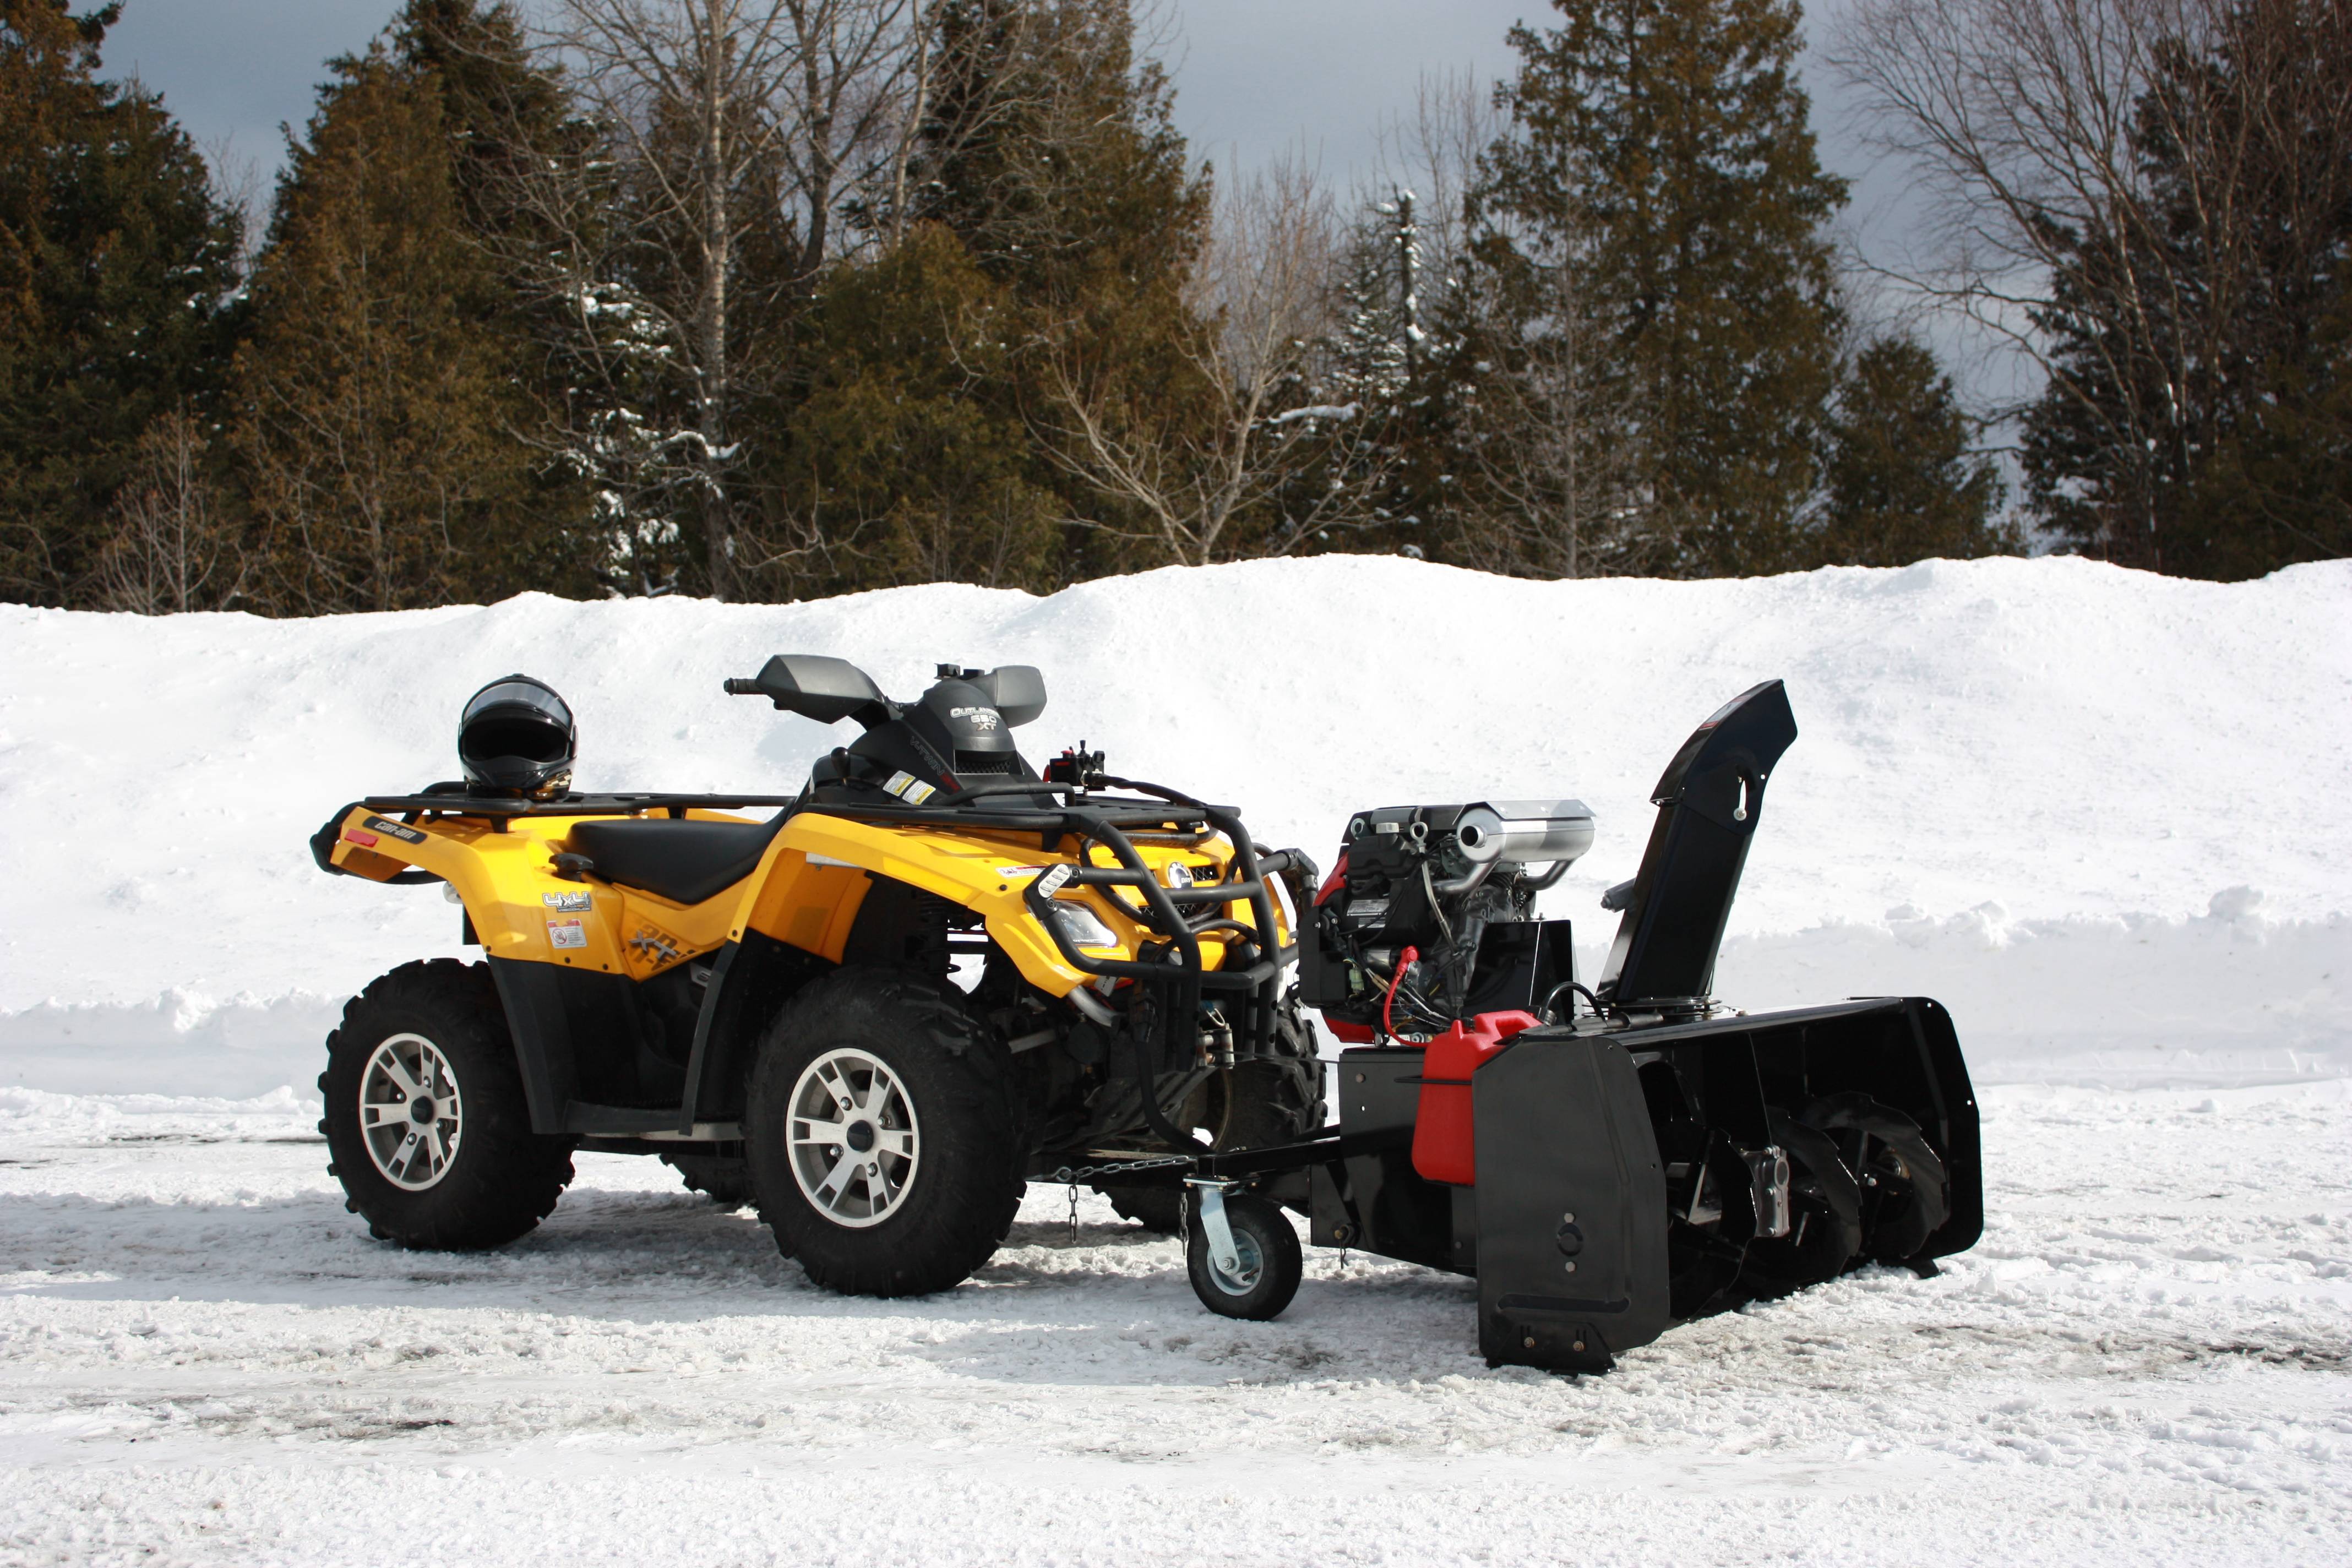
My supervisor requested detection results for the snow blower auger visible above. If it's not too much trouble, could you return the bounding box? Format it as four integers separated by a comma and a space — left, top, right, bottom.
312, 662, 1977, 1373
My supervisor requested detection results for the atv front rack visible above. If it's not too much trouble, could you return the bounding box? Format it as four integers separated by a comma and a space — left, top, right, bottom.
800, 775, 1317, 1153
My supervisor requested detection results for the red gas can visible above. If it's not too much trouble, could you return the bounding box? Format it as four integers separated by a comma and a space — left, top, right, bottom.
1409, 1010, 1542, 1185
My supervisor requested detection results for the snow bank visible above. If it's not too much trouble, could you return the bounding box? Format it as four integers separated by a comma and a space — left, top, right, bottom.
3, 554, 2344, 1095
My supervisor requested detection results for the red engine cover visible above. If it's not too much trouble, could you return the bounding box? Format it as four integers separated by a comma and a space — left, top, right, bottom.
1409, 1010, 1543, 1185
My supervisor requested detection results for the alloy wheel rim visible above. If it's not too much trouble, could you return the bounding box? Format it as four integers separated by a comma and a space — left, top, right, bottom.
359, 1032, 462, 1190
787, 1047, 921, 1228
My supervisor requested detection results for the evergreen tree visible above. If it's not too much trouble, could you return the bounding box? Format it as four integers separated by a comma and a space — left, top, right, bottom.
861, 0, 1212, 581
2019, 0, 2350, 578
911, 0, 1206, 308
227, 22, 563, 612
0, 0, 242, 606
1815, 336, 2014, 566
1480, 0, 1848, 575
772, 224, 1059, 589
1299, 190, 1440, 559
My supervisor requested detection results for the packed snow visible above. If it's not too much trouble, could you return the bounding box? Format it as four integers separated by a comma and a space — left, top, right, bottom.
1, 556, 2347, 1564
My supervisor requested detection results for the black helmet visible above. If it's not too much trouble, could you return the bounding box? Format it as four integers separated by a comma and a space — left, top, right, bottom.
459, 674, 576, 798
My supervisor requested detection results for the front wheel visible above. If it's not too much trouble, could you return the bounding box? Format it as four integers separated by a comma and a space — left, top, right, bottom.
1185, 1190, 1303, 1321
319, 959, 575, 1250
745, 968, 1025, 1296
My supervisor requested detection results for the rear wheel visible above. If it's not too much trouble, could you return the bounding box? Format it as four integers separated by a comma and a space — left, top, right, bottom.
745, 968, 1025, 1296
319, 959, 574, 1250
663, 1152, 753, 1207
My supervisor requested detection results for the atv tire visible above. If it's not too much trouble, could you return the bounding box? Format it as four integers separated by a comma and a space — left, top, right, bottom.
663, 1152, 753, 1207
320, 959, 575, 1250
1099, 1016, 1325, 1234
745, 968, 1025, 1296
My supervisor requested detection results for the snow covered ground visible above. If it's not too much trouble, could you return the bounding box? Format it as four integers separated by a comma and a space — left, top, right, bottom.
1, 556, 2346, 1562
0, 1081, 2346, 1565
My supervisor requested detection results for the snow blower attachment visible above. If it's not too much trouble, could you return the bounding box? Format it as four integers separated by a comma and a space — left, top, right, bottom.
1292, 679, 1980, 1370
313, 666, 1975, 1375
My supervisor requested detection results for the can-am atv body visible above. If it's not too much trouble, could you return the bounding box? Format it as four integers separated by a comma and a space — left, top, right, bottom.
314, 661, 1978, 1371
313, 656, 1323, 1295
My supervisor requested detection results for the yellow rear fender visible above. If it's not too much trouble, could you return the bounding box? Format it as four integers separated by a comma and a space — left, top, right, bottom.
322, 805, 744, 982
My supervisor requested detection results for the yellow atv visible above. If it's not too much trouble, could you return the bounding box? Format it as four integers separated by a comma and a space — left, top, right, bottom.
311, 657, 1325, 1300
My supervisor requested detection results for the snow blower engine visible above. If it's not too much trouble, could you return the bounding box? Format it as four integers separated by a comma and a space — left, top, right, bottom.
1301, 797, 1595, 1044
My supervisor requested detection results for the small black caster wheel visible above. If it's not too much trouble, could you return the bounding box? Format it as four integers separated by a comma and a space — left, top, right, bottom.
1185, 1190, 1302, 1320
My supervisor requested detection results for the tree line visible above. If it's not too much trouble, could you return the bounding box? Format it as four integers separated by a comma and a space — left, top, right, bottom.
1, 0, 2340, 613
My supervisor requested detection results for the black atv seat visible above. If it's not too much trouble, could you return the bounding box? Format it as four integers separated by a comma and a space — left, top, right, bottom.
568, 814, 791, 906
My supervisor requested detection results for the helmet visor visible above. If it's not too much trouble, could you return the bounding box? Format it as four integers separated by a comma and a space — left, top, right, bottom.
463, 679, 573, 731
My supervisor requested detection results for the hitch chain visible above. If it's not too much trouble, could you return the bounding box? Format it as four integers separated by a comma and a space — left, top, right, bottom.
1043, 1153, 1197, 1185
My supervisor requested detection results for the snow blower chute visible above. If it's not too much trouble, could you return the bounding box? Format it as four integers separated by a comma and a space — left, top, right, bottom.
314, 666, 1976, 1373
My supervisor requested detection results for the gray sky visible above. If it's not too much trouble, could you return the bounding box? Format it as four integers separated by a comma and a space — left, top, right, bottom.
104, 0, 1978, 388
102, 1, 1892, 220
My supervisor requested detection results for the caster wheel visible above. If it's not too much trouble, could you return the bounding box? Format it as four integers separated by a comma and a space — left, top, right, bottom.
1185, 1190, 1302, 1321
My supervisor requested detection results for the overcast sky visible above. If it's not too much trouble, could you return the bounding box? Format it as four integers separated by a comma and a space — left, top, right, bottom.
101, 0, 1970, 379
101, 1, 1893, 213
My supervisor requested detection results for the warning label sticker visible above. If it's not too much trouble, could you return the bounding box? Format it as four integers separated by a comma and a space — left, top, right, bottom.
547, 919, 589, 950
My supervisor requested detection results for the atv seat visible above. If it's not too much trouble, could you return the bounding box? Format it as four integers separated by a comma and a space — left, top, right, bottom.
568, 814, 790, 906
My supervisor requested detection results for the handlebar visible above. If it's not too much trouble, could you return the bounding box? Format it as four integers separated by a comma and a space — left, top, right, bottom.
723, 678, 762, 696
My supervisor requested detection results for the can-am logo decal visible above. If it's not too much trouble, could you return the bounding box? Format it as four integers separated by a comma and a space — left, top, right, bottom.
950, 706, 1001, 731
362, 815, 427, 844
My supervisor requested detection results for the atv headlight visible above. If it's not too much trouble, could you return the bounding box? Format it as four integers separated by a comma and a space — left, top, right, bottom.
1047, 899, 1119, 950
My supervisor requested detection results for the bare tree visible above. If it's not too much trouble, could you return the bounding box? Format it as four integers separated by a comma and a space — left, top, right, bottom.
1834, 0, 2352, 561
92, 409, 243, 613
1364, 70, 1653, 577
529, 0, 928, 596
1369, 70, 1498, 295
1041, 157, 1380, 564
